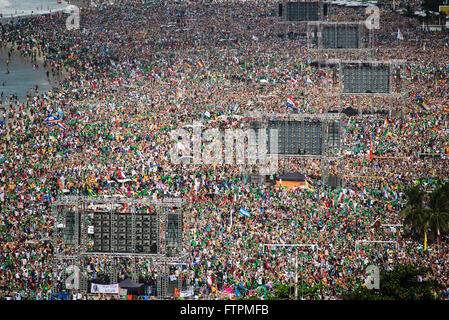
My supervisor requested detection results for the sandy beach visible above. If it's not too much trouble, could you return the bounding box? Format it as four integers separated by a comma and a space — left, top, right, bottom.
0, 43, 61, 102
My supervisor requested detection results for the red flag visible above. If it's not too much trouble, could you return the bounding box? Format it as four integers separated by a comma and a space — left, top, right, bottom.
369, 139, 373, 161
117, 168, 124, 179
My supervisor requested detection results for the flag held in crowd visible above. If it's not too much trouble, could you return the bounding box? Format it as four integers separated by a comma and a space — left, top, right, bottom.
234, 286, 243, 297
57, 121, 67, 131
416, 93, 427, 110
44, 115, 68, 130
145, 203, 155, 212
43, 115, 60, 125
424, 231, 428, 251
397, 28, 404, 40
239, 208, 250, 218
87, 186, 98, 198
306, 76, 313, 85
286, 95, 298, 111
117, 168, 126, 179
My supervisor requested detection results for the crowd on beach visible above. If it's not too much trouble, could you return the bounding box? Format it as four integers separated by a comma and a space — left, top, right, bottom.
0, 0, 448, 300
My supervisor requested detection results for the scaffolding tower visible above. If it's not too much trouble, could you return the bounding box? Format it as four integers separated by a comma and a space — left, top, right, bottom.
306, 21, 374, 57
52, 196, 188, 298
322, 59, 408, 117
245, 112, 345, 187
276, 0, 324, 36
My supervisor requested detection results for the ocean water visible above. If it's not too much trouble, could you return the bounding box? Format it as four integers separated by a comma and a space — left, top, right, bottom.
0, 0, 69, 18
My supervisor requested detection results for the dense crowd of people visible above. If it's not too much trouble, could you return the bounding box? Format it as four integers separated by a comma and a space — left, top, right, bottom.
0, 0, 448, 300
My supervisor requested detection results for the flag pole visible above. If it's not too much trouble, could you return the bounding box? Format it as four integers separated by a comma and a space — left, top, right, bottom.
294, 252, 298, 300
230, 208, 233, 230
438, 228, 441, 252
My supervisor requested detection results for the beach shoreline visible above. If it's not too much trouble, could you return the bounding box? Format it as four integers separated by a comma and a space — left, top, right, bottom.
0, 0, 89, 77
0, 1, 93, 103
0, 42, 65, 102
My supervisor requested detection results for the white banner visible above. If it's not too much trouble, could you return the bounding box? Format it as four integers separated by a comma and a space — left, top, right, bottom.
90, 283, 119, 294
180, 287, 194, 298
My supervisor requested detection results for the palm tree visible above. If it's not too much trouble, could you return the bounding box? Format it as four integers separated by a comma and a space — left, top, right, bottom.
401, 185, 428, 236
426, 183, 449, 246
401, 183, 449, 247
405, 185, 426, 207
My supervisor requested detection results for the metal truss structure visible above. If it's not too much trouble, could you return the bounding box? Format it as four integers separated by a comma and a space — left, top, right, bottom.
275, 0, 324, 36
306, 21, 374, 55
277, 0, 324, 23
51, 196, 188, 298
244, 112, 345, 187
322, 59, 407, 96
316, 59, 408, 117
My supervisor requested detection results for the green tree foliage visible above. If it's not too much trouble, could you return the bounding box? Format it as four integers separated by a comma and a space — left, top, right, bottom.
422, 0, 446, 13
427, 183, 449, 238
236, 296, 262, 300
404, 4, 415, 17
266, 283, 324, 300
270, 284, 291, 300
342, 265, 444, 300
401, 185, 428, 235
401, 183, 449, 240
